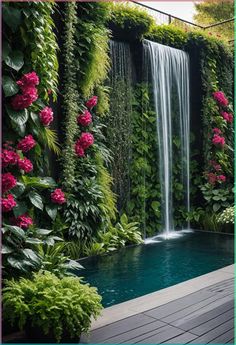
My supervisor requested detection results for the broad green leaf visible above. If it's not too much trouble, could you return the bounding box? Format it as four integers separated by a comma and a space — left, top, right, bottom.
3, 5, 22, 32
5, 225, 25, 239
2, 75, 19, 97
36, 229, 52, 236
46, 204, 58, 221
28, 191, 44, 211
2, 245, 13, 254
213, 203, 221, 212
5, 50, 24, 71
21, 248, 41, 264
13, 201, 28, 217
11, 183, 25, 198
7, 257, 27, 271
25, 238, 43, 244
6, 106, 28, 126
2, 41, 11, 61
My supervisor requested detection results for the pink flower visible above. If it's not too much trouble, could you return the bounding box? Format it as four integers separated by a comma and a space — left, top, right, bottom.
212, 91, 228, 107
207, 173, 217, 185
213, 128, 221, 135
16, 71, 39, 88
77, 110, 92, 127
2, 172, 17, 194
11, 87, 38, 110
48, 89, 52, 95
212, 134, 225, 147
17, 135, 36, 152
51, 188, 66, 205
39, 107, 54, 126
217, 175, 226, 182
221, 111, 233, 123
85, 96, 98, 109
78, 132, 94, 150
1, 149, 19, 168
2, 194, 17, 212
14, 214, 33, 229
18, 157, 33, 173
75, 142, 85, 157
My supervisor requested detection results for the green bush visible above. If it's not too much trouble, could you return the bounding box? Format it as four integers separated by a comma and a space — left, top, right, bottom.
146, 25, 188, 49
3, 271, 102, 343
217, 206, 234, 225
108, 3, 154, 40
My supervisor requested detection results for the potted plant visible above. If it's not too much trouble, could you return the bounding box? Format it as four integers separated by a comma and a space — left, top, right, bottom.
3, 271, 103, 343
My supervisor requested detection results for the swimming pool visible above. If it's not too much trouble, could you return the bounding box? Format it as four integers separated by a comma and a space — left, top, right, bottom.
78, 231, 234, 307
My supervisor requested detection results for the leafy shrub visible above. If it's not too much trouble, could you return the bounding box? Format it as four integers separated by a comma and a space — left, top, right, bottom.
146, 25, 188, 49
85, 214, 143, 256
3, 271, 102, 343
108, 3, 154, 40
217, 206, 234, 225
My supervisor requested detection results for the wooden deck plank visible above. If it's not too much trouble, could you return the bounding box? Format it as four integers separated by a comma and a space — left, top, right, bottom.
172, 300, 233, 329
161, 331, 198, 344
81, 313, 156, 343
100, 320, 166, 344
188, 319, 234, 344
189, 308, 234, 335
210, 329, 235, 344
129, 325, 184, 344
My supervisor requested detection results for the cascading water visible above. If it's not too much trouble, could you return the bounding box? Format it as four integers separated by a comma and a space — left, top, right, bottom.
109, 41, 133, 211
144, 40, 190, 238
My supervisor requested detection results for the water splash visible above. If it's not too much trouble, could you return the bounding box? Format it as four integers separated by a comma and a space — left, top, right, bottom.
143, 40, 190, 237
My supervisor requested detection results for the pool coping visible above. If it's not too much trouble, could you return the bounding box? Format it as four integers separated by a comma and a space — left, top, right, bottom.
89, 264, 235, 330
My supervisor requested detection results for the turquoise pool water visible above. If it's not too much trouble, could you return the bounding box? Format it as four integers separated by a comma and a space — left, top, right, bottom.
78, 231, 234, 307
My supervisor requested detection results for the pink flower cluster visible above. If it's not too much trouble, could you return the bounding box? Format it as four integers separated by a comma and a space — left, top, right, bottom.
85, 96, 98, 109
13, 214, 33, 229
51, 188, 66, 205
212, 134, 225, 147
1, 149, 19, 168
207, 172, 226, 185
18, 157, 33, 173
221, 111, 233, 123
17, 135, 36, 152
75, 133, 94, 157
11, 72, 39, 110
2, 172, 17, 194
2, 194, 17, 212
209, 160, 221, 172
212, 91, 228, 107
77, 110, 92, 127
39, 106, 54, 126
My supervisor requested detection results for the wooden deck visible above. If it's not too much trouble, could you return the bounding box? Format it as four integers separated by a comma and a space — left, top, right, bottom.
82, 278, 234, 344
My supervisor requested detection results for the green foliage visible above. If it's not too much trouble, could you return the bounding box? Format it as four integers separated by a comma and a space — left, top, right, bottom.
85, 214, 143, 256
61, 2, 80, 190
126, 84, 162, 236
3, 271, 103, 342
147, 25, 188, 49
194, 0, 234, 40
108, 3, 154, 40
74, 2, 111, 97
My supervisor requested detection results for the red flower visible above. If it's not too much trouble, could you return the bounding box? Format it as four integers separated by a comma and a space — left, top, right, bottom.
212, 91, 228, 107
77, 110, 92, 127
212, 134, 225, 147
17, 135, 36, 152
78, 132, 94, 150
51, 188, 66, 205
39, 106, 54, 126
85, 96, 98, 109
207, 173, 217, 185
75, 142, 85, 157
2, 172, 17, 194
18, 157, 33, 173
217, 175, 226, 182
221, 111, 233, 123
11, 87, 38, 110
2, 194, 17, 212
1, 149, 19, 168
16, 71, 39, 88
14, 214, 33, 229
212, 128, 221, 135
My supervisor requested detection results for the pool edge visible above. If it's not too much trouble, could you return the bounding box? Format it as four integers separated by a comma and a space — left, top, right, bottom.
89, 264, 234, 331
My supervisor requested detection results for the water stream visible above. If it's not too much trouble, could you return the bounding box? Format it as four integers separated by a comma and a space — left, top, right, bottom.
143, 40, 190, 238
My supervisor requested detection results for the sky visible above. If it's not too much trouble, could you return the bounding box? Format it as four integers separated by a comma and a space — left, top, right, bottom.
138, 1, 197, 23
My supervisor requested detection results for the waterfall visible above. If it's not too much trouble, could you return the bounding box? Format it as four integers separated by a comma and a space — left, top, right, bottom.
143, 40, 190, 237
109, 41, 133, 211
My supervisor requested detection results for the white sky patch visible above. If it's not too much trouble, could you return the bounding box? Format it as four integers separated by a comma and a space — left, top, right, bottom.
138, 2, 197, 23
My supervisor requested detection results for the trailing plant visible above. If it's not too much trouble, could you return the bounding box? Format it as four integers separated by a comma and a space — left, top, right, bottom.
3, 271, 103, 343
217, 206, 234, 225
